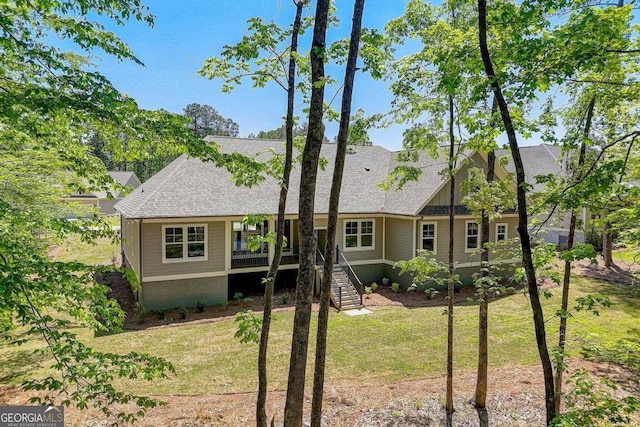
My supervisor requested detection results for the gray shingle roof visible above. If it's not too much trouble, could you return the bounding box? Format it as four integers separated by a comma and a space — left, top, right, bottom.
496, 144, 564, 192
115, 137, 470, 219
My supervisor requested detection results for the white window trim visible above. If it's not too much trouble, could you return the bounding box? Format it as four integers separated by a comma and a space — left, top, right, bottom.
420, 221, 437, 254
496, 223, 508, 243
162, 224, 208, 263
465, 220, 480, 253
343, 219, 376, 251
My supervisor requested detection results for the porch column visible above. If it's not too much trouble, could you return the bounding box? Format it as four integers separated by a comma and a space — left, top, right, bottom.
268, 218, 276, 265
225, 220, 231, 271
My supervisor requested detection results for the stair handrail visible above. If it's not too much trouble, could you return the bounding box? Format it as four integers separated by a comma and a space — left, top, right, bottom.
336, 245, 363, 306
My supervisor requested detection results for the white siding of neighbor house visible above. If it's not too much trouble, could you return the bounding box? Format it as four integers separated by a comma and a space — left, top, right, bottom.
141, 221, 225, 277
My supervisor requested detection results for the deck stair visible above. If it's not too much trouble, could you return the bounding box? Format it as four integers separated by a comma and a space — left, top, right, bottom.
316, 247, 363, 311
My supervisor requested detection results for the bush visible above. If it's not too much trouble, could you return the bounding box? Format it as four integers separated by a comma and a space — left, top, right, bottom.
424, 288, 439, 300
370, 282, 379, 291
586, 228, 604, 253
233, 292, 244, 300
281, 292, 290, 304
364, 286, 372, 295
391, 282, 400, 292
178, 307, 187, 320
382, 277, 390, 286
552, 369, 639, 426
196, 301, 205, 313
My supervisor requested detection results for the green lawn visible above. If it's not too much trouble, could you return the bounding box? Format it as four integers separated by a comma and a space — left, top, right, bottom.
2, 274, 637, 395
52, 235, 120, 265
613, 248, 640, 264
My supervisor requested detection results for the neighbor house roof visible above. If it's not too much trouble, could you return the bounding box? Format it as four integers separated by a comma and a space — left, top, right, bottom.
496, 144, 564, 192
115, 137, 468, 219
71, 171, 141, 199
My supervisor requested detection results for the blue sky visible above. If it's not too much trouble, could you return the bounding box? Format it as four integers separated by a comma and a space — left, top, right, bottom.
94, 1, 411, 150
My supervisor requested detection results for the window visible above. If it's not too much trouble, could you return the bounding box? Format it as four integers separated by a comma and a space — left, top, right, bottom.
496, 223, 508, 242
465, 221, 479, 252
344, 219, 375, 250
163, 224, 207, 262
421, 222, 437, 253
232, 220, 268, 252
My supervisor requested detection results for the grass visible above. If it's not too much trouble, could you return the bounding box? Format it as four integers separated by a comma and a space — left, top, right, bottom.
613, 247, 640, 264
52, 234, 120, 265
2, 274, 637, 396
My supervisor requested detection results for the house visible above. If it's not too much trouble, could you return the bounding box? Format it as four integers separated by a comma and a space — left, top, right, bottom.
497, 144, 588, 246
66, 171, 142, 215
115, 137, 519, 310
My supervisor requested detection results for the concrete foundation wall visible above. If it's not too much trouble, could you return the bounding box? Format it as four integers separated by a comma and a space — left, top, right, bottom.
141, 276, 228, 310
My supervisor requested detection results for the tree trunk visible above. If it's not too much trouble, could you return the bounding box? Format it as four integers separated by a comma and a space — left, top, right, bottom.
283, 1, 330, 426
445, 95, 455, 427
311, 1, 365, 425
474, 149, 495, 408
554, 96, 594, 414
477, 1, 556, 423
256, 3, 304, 426
603, 222, 614, 268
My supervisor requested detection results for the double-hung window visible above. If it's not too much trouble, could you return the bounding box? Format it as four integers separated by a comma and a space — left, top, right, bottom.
344, 219, 375, 250
496, 223, 508, 242
465, 221, 479, 252
163, 224, 207, 262
421, 222, 437, 253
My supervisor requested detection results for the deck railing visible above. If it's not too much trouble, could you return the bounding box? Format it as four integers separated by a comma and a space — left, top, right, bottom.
231, 250, 268, 268
336, 245, 363, 306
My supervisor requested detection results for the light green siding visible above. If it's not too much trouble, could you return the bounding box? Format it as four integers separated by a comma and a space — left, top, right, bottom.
424, 152, 489, 208
352, 264, 385, 284
338, 217, 383, 262
121, 218, 141, 278
385, 217, 414, 262
142, 221, 225, 278
142, 276, 228, 310
417, 216, 519, 266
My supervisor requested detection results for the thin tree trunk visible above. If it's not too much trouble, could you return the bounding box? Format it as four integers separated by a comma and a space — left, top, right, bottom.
311, 1, 365, 425
445, 95, 455, 427
474, 149, 495, 409
477, 1, 556, 423
256, 3, 304, 426
603, 222, 614, 267
283, 1, 330, 425
554, 96, 594, 414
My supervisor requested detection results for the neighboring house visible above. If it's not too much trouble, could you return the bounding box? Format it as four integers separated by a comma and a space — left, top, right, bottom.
497, 144, 588, 246
115, 137, 519, 310
65, 171, 142, 215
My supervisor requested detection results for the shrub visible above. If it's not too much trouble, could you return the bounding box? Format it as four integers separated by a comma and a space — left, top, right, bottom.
391, 282, 400, 292
424, 288, 439, 300
364, 286, 372, 295
552, 369, 639, 426
135, 303, 148, 324
233, 292, 244, 300
381, 277, 390, 286
370, 282, 379, 291
157, 310, 165, 320
196, 301, 205, 313
281, 292, 290, 304
178, 307, 187, 320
